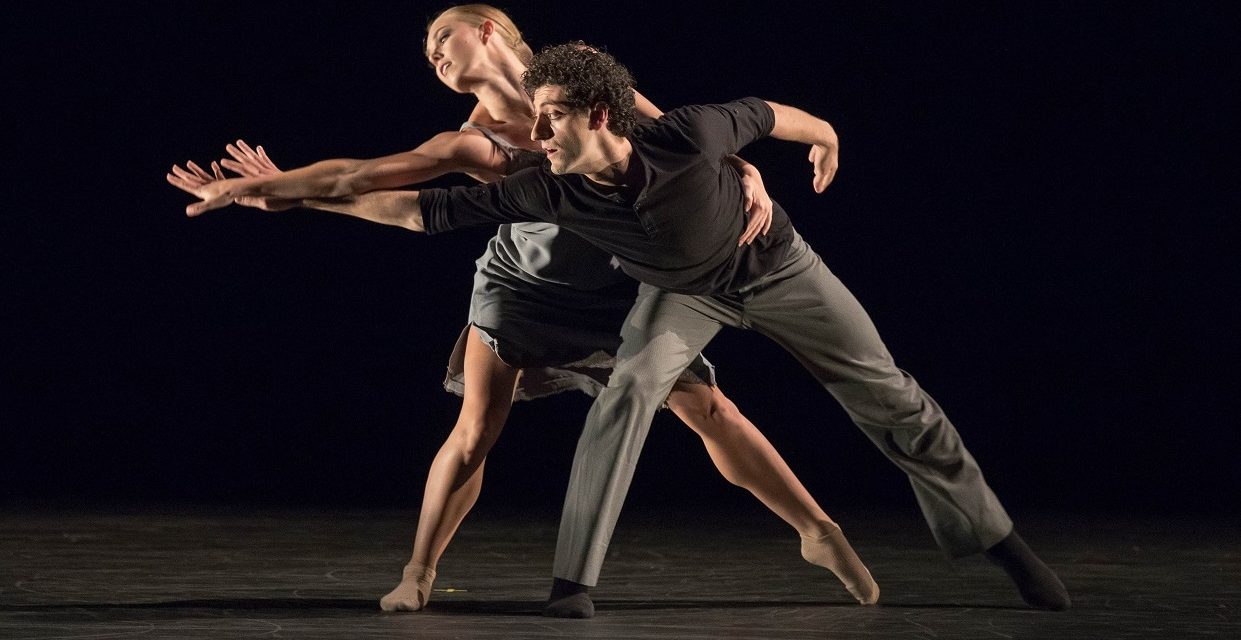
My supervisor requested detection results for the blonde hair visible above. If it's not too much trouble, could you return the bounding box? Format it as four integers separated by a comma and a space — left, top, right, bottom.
431, 4, 534, 64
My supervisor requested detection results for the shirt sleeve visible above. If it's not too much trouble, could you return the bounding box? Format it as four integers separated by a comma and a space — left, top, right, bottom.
420, 168, 555, 235
658, 97, 776, 159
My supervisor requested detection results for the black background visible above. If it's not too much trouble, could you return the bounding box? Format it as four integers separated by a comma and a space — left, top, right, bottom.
3, 1, 1237, 518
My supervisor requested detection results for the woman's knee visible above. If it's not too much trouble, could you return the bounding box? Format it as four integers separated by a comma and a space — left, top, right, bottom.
670, 385, 745, 436
449, 414, 506, 464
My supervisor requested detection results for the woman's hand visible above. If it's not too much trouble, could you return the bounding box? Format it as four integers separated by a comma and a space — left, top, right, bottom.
166, 160, 238, 216
166, 158, 297, 215
738, 165, 773, 246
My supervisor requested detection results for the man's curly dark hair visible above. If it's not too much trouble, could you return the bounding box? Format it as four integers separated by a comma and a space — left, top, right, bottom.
522, 42, 638, 137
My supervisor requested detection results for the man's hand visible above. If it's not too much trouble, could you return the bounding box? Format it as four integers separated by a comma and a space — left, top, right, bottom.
219, 140, 300, 210
763, 100, 840, 193
738, 167, 773, 245
166, 157, 297, 214
809, 143, 838, 193
221, 139, 281, 178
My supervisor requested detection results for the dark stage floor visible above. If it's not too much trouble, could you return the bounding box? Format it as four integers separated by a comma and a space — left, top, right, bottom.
1, 507, 1237, 639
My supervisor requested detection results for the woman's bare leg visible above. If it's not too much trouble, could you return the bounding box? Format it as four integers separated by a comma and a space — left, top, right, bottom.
381, 326, 520, 612
665, 382, 878, 604
665, 383, 832, 536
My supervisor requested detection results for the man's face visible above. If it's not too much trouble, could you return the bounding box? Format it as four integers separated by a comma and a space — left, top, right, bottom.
530, 84, 595, 175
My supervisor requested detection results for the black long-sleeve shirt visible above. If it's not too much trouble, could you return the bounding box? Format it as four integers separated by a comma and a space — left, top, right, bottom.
421, 97, 795, 295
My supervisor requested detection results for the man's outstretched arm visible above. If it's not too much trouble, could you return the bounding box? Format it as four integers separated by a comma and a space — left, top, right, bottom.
764, 101, 841, 193
302, 192, 426, 231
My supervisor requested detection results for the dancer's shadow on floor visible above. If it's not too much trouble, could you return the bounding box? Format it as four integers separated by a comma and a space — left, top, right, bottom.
431, 599, 1027, 615
0, 598, 377, 612
1, 598, 1027, 615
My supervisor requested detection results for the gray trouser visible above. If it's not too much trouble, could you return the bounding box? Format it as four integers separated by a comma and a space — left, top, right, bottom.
552, 233, 1014, 585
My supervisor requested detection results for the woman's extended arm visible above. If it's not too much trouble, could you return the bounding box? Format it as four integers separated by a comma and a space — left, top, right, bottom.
167, 129, 510, 215
166, 158, 425, 229
168, 129, 509, 214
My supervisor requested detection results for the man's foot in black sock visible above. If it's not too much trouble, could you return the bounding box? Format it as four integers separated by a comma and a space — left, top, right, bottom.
544, 577, 594, 618
985, 530, 1071, 611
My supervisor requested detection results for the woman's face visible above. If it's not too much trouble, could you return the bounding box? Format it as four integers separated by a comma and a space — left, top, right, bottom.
425, 15, 487, 92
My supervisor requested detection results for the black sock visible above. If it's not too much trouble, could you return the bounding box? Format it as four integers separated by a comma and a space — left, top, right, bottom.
985, 530, 1071, 611
544, 577, 594, 618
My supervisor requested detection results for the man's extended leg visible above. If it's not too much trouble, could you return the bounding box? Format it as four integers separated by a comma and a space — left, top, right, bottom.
737, 234, 1068, 609
546, 284, 726, 617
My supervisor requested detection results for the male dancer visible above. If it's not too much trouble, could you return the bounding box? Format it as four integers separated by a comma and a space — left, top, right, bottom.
170, 44, 1070, 617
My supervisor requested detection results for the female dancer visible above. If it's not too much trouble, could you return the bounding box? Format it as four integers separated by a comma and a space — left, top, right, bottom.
170, 3, 877, 611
